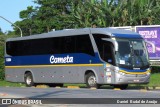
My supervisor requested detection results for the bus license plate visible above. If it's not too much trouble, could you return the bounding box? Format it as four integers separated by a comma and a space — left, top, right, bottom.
134, 80, 139, 82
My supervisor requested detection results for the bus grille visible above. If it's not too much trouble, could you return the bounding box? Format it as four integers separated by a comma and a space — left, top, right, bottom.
124, 74, 147, 77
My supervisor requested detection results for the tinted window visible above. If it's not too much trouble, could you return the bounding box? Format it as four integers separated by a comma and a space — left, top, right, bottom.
6, 35, 95, 56
61, 36, 76, 53
76, 35, 94, 56
93, 34, 115, 65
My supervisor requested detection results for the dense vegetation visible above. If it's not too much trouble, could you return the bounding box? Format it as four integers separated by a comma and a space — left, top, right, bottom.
12, 0, 160, 36
0, 0, 160, 81
0, 35, 5, 80
0, 35, 18, 80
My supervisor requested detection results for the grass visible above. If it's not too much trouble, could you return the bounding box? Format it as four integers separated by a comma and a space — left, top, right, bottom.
0, 73, 160, 88
147, 73, 160, 86
130, 73, 160, 87
0, 81, 25, 87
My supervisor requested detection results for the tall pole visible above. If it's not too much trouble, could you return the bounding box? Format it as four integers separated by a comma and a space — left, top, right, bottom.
0, 16, 23, 37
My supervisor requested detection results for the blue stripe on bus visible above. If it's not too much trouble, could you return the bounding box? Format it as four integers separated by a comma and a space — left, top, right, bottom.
5, 53, 102, 66
113, 33, 143, 39
5, 53, 148, 73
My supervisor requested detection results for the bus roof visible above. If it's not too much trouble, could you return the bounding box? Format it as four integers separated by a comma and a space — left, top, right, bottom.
6, 28, 142, 41
90, 28, 142, 39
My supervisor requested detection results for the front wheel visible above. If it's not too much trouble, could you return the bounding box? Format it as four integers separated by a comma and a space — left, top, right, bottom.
86, 73, 100, 88
24, 72, 35, 87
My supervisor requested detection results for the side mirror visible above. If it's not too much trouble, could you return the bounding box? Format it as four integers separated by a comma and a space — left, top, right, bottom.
145, 41, 156, 53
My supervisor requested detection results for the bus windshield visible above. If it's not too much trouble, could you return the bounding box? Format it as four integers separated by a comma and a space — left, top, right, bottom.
116, 39, 149, 70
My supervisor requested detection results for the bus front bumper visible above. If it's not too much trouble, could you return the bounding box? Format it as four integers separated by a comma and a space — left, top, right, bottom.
114, 72, 150, 84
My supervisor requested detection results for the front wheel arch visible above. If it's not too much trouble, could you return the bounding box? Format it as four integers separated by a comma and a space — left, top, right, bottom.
24, 71, 35, 87
85, 71, 100, 88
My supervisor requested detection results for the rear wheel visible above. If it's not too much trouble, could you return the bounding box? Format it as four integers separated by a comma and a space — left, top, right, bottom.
113, 84, 128, 90
86, 73, 100, 88
24, 72, 35, 87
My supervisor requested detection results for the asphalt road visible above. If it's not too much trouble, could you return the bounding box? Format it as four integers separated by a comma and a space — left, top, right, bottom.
0, 87, 160, 98
0, 87, 160, 107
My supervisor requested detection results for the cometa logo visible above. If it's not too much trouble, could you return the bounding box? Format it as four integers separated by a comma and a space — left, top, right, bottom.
50, 55, 73, 64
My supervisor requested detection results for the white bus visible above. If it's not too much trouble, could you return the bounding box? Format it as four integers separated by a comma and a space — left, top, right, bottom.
5, 28, 151, 89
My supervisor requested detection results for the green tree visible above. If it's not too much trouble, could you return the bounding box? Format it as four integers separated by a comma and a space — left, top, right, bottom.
0, 35, 6, 80
119, 0, 160, 26
14, 0, 74, 35
14, 6, 37, 36
6, 31, 16, 36
0, 34, 18, 80
34, 0, 74, 31
0, 28, 4, 35
13, 0, 160, 36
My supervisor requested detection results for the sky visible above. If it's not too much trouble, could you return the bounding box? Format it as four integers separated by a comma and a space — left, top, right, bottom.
0, 0, 36, 33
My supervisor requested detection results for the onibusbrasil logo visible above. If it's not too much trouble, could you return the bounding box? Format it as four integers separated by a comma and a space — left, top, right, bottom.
50, 55, 74, 64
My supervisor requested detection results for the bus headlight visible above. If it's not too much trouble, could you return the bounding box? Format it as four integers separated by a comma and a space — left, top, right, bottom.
146, 69, 151, 75
114, 67, 119, 73
146, 71, 150, 75
119, 72, 125, 76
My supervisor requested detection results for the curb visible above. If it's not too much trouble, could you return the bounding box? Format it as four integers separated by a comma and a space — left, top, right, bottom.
36, 85, 49, 88
90, 87, 97, 90
0, 93, 8, 96
113, 88, 121, 90
144, 86, 160, 90
140, 89, 147, 92
67, 86, 80, 89
155, 87, 160, 89
21, 86, 26, 87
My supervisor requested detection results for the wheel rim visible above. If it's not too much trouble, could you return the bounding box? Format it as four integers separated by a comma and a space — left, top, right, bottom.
26, 76, 32, 85
88, 75, 96, 87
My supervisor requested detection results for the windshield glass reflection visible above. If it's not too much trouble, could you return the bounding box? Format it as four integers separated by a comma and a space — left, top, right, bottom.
116, 39, 149, 70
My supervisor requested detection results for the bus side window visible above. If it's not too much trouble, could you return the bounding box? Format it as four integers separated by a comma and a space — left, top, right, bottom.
6, 42, 12, 55
76, 35, 95, 56
93, 34, 115, 65
51, 37, 61, 54
61, 36, 76, 54
102, 42, 115, 65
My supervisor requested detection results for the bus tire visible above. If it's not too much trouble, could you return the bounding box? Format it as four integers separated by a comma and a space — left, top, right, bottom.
86, 73, 100, 88
113, 84, 128, 90
24, 72, 35, 87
